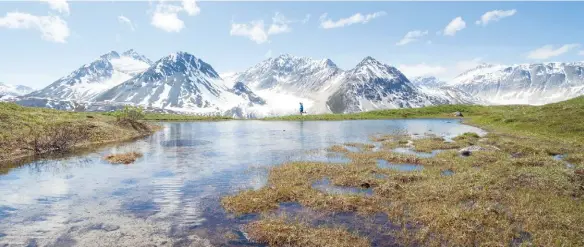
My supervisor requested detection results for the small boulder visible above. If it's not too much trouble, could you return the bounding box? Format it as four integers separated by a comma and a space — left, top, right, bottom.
360, 182, 371, 189
454, 111, 464, 117
459, 145, 486, 156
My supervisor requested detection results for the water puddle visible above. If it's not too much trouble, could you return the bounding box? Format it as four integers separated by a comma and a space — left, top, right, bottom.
377, 159, 423, 172
312, 178, 373, 196
393, 147, 443, 158
441, 169, 455, 176
294, 149, 351, 164
553, 154, 575, 168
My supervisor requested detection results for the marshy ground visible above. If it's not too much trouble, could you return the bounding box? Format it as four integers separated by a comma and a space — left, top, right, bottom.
223, 97, 584, 246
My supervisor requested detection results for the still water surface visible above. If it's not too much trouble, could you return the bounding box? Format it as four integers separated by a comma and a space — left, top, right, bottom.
0, 119, 484, 246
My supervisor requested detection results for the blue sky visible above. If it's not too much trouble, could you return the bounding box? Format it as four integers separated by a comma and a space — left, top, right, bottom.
1, 1, 584, 88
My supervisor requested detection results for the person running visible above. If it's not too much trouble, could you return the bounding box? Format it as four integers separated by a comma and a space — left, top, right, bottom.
299, 102, 304, 115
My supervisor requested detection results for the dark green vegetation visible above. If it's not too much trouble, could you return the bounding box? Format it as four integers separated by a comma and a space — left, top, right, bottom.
225, 96, 584, 246
102, 107, 233, 121
0, 103, 159, 164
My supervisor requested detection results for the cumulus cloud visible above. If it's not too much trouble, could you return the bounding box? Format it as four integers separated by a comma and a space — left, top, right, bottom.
476, 9, 516, 26
579, 50, 584, 56
230, 20, 269, 44
150, 0, 200, 32
118, 15, 135, 31
319, 11, 386, 29
454, 57, 484, 74
231, 12, 306, 44
40, 0, 70, 15
398, 63, 447, 77
527, 44, 580, 60
0, 12, 70, 43
443, 16, 466, 36
268, 12, 292, 35
396, 30, 428, 46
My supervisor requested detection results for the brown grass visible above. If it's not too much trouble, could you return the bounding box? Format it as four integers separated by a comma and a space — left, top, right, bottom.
104, 151, 143, 164
222, 131, 584, 246
245, 218, 370, 247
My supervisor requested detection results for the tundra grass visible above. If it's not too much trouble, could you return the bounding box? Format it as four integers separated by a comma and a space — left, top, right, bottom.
223, 131, 584, 246
0, 103, 159, 164
141, 113, 233, 121
245, 217, 370, 247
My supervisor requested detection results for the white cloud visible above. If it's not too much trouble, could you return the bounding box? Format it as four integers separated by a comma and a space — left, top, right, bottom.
319, 11, 386, 29
579, 50, 584, 56
454, 57, 484, 74
181, 0, 200, 16
527, 44, 580, 60
40, 0, 70, 15
118, 15, 135, 31
398, 63, 447, 77
301, 14, 310, 24
476, 9, 516, 26
0, 12, 70, 43
396, 30, 428, 46
230, 20, 269, 44
443, 16, 466, 36
150, 0, 200, 32
265, 49, 272, 58
231, 12, 305, 44
268, 12, 291, 35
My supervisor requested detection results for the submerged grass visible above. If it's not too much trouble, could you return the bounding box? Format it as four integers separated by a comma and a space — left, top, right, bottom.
104, 151, 143, 164
225, 96, 584, 246
0, 103, 159, 164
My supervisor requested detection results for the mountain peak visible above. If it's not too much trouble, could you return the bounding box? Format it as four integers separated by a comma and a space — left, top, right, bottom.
356, 56, 384, 68
149, 51, 219, 79
121, 49, 152, 64
100, 51, 120, 60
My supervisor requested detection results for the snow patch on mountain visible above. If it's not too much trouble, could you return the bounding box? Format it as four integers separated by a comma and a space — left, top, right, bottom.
448, 62, 584, 105
27, 50, 152, 101
0, 82, 33, 97
94, 52, 265, 113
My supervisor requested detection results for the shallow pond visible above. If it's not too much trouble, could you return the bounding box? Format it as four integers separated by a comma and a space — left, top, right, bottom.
0, 119, 484, 246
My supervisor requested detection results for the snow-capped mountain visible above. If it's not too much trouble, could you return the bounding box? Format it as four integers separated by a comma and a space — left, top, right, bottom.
448, 62, 584, 105
0, 82, 33, 96
410, 76, 480, 105
27, 50, 152, 101
410, 76, 446, 88
325, 57, 452, 113
232, 54, 342, 95
94, 52, 265, 112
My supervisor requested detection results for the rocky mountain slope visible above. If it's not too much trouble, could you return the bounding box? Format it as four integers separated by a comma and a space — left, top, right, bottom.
0, 82, 33, 100
27, 50, 152, 101
447, 63, 584, 105
94, 52, 265, 113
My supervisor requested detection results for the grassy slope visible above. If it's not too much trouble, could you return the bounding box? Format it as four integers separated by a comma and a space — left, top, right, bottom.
0, 103, 158, 162
266, 96, 584, 144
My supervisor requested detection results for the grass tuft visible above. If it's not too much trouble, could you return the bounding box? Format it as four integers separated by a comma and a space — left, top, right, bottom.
104, 151, 143, 164
245, 218, 370, 247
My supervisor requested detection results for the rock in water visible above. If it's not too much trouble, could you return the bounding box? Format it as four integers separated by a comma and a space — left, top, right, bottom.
454, 111, 464, 117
